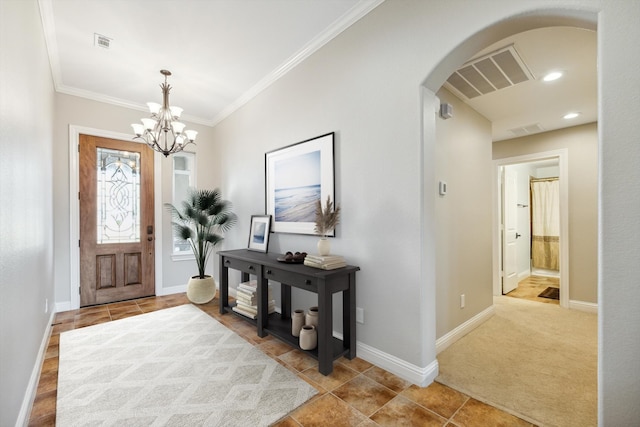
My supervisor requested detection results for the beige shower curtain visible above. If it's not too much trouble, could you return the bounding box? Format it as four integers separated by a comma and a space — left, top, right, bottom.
531, 178, 560, 270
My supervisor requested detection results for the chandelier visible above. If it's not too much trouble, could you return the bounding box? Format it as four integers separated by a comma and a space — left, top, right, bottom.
131, 70, 197, 157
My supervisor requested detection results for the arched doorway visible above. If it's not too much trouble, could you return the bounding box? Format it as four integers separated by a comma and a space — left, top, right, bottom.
420, 8, 598, 426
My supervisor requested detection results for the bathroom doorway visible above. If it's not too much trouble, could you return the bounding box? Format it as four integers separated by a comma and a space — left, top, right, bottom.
494, 150, 569, 307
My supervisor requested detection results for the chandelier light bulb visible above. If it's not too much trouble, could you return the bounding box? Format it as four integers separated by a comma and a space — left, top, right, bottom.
141, 118, 156, 130
131, 70, 197, 157
146, 102, 161, 115
172, 121, 186, 134
131, 123, 144, 137
169, 106, 183, 119
184, 130, 198, 142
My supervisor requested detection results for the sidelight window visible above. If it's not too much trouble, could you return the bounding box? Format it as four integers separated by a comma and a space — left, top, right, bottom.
172, 151, 196, 254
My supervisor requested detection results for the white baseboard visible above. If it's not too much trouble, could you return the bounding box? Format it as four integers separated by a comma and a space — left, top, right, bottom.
17, 310, 55, 427
55, 301, 71, 313
569, 299, 598, 314
518, 269, 530, 280
55, 285, 190, 312
358, 340, 439, 387
332, 332, 438, 387
436, 304, 495, 355
156, 284, 188, 296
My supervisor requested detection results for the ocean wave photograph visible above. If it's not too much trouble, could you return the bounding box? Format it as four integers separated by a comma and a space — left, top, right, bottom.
275, 185, 320, 222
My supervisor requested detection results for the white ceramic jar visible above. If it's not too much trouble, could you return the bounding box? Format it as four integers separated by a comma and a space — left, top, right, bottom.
291, 309, 305, 337
305, 306, 319, 329
299, 325, 317, 350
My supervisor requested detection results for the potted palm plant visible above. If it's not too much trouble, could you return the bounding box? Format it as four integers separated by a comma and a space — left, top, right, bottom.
166, 188, 237, 303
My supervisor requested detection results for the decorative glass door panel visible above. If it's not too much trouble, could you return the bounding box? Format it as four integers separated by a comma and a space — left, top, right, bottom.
96, 148, 141, 244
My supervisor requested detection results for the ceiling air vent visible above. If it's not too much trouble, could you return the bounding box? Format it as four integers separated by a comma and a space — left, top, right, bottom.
445, 44, 534, 99
94, 33, 112, 49
509, 123, 545, 137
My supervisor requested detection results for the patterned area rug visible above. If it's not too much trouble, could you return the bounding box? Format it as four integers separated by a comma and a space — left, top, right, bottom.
57, 304, 317, 426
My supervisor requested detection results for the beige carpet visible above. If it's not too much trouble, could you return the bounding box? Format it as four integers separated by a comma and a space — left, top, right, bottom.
437, 296, 597, 427
57, 304, 317, 426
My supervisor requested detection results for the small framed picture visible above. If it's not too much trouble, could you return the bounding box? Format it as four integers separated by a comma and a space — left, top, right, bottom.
247, 215, 272, 252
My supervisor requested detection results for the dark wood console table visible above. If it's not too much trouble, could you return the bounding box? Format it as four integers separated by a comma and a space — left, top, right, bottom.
218, 249, 359, 375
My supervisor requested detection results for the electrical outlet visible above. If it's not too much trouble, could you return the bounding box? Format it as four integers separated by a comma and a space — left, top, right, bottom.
356, 307, 364, 324
460, 294, 465, 308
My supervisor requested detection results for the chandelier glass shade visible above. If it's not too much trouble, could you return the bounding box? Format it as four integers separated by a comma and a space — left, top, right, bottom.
132, 70, 197, 157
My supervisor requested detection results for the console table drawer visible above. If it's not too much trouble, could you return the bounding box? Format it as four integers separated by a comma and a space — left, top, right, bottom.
265, 267, 316, 291
222, 257, 259, 274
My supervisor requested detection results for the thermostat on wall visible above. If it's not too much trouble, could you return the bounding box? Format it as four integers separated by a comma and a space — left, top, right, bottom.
439, 181, 447, 195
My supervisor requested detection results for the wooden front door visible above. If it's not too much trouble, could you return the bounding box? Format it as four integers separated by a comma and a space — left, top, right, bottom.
79, 135, 155, 306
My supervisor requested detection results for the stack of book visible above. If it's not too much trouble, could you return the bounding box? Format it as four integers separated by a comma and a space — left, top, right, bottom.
232, 279, 275, 319
303, 254, 347, 270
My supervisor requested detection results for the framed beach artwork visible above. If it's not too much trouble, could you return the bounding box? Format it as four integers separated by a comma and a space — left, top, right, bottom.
247, 215, 272, 252
265, 132, 335, 235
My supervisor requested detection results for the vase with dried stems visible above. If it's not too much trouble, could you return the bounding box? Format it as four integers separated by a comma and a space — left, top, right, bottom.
314, 195, 340, 256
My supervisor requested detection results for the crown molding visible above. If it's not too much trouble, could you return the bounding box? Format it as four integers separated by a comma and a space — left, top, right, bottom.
39, 0, 384, 129
210, 0, 385, 126
38, 0, 62, 91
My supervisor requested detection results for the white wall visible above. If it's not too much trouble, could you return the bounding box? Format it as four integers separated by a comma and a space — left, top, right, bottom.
596, 2, 640, 422
0, 1, 55, 425
535, 165, 559, 178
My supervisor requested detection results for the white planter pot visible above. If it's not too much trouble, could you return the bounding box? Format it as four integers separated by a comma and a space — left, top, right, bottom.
187, 275, 216, 304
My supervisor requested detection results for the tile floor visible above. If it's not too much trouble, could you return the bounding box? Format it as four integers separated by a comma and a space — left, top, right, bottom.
505, 275, 560, 305
29, 294, 536, 426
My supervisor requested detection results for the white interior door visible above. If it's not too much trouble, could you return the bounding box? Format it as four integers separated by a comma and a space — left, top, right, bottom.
502, 167, 519, 294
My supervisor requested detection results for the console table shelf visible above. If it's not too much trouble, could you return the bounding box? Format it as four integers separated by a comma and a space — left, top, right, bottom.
223, 305, 349, 361
218, 249, 359, 375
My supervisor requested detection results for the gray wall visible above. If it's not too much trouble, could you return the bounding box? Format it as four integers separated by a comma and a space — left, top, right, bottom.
494, 123, 598, 303
435, 88, 493, 339
0, 1, 55, 425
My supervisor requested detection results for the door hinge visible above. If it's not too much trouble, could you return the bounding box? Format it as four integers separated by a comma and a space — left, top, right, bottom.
79, 239, 80, 247
79, 287, 81, 295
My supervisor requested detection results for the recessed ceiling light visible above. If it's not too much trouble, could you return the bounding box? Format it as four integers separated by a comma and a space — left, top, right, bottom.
543, 71, 563, 82
563, 112, 580, 119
